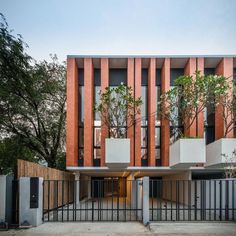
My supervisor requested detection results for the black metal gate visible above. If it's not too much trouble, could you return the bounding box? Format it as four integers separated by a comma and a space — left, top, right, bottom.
150, 179, 236, 221
43, 179, 143, 222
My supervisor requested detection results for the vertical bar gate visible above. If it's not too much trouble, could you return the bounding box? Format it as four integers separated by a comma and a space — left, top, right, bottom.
149, 179, 236, 221
43, 179, 143, 222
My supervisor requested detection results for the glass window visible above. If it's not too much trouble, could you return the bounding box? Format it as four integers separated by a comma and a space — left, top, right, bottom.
141, 127, 148, 147
141, 149, 148, 160
94, 148, 101, 160
78, 127, 84, 148
109, 69, 127, 86
156, 86, 161, 124
94, 126, 101, 147
155, 127, 161, 147
94, 86, 101, 121
78, 86, 84, 124
155, 149, 160, 160
141, 86, 147, 124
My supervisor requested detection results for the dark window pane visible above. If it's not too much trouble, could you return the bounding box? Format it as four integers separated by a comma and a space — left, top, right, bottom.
141, 86, 147, 124
156, 69, 161, 86
94, 69, 101, 86
141, 127, 148, 147
156, 86, 161, 123
78, 127, 84, 147
109, 69, 127, 86
142, 69, 148, 86
204, 68, 215, 76
78, 149, 84, 160
170, 69, 184, 86
141, 149, 148, 160
155, 148, 160, 159
78, 86, 84, 124
78, 69, 84, 86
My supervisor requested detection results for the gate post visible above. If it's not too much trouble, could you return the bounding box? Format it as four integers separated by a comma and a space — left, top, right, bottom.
142, 176, 149, 225
75, 174, 80, 206
19, 177, 43, 227
0, 175, 6, 223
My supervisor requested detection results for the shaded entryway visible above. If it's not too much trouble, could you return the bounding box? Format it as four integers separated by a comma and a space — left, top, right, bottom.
43, 178, 143, 222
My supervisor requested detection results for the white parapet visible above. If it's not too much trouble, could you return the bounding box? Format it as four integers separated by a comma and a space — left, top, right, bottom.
105, 138, 130, 168
206, 138, 236, 168
170, 138, 206, 168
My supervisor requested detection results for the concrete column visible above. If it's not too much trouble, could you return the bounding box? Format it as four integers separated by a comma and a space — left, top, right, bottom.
66, 58, 78, 167
19, 177, 43, 227
142, 176, 149, 225
87, 176, 91, 199
148, 58, 156, 166
184, 58, 197, 137
0, 175, 6, 222
75, 174, 80, 206
135, 58, 142, 166
126, 173, 137, 208
215, 58, 234, 139
84, 58, 94, 166
127, 58, 135, 166
101, 58, 109, 167
161, 58, 170, 166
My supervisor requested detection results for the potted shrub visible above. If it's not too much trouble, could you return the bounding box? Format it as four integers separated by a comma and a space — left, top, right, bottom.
206, 76, 236, 167
160, 71, 208, 167
94, 84, 142, 168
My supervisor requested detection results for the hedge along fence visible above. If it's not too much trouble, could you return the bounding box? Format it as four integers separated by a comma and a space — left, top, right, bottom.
17, 159, 75, 214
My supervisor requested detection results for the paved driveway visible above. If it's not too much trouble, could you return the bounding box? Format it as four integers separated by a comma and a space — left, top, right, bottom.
0, 222, 236, 236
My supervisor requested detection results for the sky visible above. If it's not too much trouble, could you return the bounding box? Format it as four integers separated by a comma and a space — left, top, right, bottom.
1, 0, 236, 62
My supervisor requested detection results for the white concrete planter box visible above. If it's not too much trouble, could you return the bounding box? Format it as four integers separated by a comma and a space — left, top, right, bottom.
105, 138, 130, 168
170, 138, 206, 168
206, 138, 236, 168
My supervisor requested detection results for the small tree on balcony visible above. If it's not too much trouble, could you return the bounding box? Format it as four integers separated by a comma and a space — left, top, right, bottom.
212, 75, 236, 137
160, 71, 209, 141
159, 71, 230, 142
94, 84, 142, 138
221, 149, 236, 178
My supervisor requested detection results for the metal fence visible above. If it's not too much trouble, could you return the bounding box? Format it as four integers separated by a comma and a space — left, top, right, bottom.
43, 179, 143, 222
149, 179, 236, 221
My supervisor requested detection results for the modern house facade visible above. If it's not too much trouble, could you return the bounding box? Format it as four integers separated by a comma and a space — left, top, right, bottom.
65, 56, 236, 222
66, 56, 236, 172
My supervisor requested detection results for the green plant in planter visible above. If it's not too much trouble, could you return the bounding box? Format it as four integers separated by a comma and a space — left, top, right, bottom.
159, 71, 229, 142
160, 71, 209, 141
211, 75, 236, 137
94, 84, 142, 138
221, 149, 236, 178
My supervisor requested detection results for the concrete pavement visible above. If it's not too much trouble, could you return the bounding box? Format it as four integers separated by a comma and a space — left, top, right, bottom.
0, 222, 236, 236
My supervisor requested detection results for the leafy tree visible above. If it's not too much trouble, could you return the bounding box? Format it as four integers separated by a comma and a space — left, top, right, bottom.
94, 84, 142, 138
212, 75, 236, 137
221, 149, 236, 178
0, 136, 36, 175
160, 71, 230, 141
0, 14, 66, 168
160, 71, 209, 139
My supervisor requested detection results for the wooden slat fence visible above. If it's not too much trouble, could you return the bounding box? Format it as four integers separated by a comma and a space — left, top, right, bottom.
17, 159, 75, 213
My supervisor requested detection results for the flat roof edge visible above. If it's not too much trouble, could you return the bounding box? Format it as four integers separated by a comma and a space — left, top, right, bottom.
67, 55, 236, 59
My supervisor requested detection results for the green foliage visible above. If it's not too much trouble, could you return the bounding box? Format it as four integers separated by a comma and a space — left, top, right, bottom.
221, 149, 236, 178
160, 71, 231, 141
0, 136, 36, 175
0, 14, 66, 168
94, 84, 142, 138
